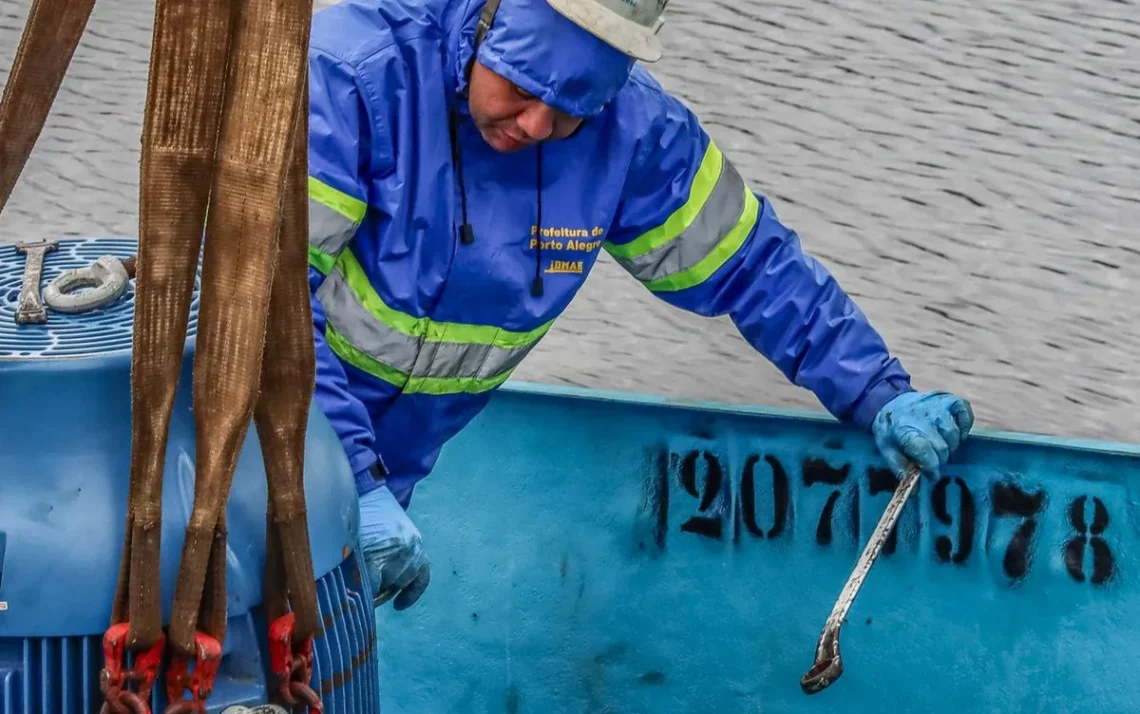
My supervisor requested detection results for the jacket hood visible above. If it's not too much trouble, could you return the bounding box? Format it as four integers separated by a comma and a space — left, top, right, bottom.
447, 0, 636, 117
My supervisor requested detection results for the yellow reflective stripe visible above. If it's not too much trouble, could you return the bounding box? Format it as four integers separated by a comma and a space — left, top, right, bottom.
402, 369, 515, 395
308, 176, 366, 261
645, 188, 759, 293
309, 245, 335, 276
604, 141, 723, 260
325, 324, 519, 395
317, 247, 554, 395
335, 249, 554, 348
308, 176, 366, 223
326, 324, 409, 388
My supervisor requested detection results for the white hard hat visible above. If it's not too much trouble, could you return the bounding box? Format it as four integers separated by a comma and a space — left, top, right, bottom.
545, 0, 668, 63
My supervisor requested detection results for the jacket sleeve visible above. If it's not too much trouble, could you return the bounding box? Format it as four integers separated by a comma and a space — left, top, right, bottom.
605, 77, 914, 430
305, 45, 382, 477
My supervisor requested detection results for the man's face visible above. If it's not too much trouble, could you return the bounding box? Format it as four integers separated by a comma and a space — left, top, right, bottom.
467, 60, 583, 152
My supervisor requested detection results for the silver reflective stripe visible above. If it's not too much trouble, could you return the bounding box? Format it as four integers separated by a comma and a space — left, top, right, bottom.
316, 266, 540, 382
425, 339, 535, 380
613, 156, 747, 284
309, 198, 359, 256
317, 268, 419, 373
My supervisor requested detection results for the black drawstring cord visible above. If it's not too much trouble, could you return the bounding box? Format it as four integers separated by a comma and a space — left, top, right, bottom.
449, 109, 545, 297
449, 111, 474, 244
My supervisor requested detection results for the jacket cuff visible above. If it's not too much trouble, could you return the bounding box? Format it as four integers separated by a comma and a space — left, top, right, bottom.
348, 449, 388, 496
849, 377, 914, 432
347, 447, 377, 475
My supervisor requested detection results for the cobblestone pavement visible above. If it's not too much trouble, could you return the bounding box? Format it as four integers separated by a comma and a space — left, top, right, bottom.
2, 0, 1138, 442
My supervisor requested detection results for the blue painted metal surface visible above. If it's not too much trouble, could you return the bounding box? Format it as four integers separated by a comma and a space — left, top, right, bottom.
14, 236, 1140, 712
0, 237, 379, 712
380, 381, 1140, 713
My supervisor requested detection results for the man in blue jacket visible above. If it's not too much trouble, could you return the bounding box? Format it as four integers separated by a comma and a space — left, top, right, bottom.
306, 0, 975, 610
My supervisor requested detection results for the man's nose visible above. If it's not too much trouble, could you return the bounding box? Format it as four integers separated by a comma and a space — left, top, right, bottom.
517, 103, 555, 141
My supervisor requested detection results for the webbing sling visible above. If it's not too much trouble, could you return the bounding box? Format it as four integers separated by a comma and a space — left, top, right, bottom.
0, 0, 97, 217
137, 0, 322, 711
0, 0, 324, 712
257, 83, 324, 709
102, 0, 242, 710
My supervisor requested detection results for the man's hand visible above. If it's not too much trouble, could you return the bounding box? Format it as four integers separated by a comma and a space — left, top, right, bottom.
358, 483, 431, 610
871, 391, 974, 478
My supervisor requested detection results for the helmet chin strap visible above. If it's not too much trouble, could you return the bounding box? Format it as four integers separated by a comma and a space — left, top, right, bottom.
460, 0, 501, 95
459, 0, 548, 299
474, 0, 503, 48
463, 0, 595, 134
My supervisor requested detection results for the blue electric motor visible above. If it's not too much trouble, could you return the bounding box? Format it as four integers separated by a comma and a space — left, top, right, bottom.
0, 237, 379, 713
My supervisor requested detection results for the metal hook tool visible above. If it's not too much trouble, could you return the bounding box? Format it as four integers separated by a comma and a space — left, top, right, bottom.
800, 461, 922, 694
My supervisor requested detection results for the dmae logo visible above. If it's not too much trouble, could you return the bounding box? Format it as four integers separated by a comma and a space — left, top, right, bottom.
546, 260, 585, 274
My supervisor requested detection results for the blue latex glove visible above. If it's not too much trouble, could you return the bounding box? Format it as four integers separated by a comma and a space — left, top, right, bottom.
871, 391, 974, 478
359, 483, 431, 610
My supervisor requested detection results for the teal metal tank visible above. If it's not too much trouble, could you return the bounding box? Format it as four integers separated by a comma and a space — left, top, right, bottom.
0, 237, 379, 713
382, 383, 1140, 713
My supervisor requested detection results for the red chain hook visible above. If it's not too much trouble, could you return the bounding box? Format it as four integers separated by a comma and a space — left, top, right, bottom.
100, 622, 166, 714
268, 612, 323, 714
162, 632, 223, 714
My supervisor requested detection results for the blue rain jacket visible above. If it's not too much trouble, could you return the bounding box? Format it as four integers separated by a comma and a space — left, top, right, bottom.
306, 0, 915, 503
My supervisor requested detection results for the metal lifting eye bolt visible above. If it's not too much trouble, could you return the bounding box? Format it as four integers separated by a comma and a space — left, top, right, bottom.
43, 254, 131, 314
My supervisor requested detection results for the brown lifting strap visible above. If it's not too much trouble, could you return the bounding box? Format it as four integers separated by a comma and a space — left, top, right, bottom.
0, 0, 97, 216
132, 0, 323, 710
0, 0, 324, 712
257, 84, 324, 709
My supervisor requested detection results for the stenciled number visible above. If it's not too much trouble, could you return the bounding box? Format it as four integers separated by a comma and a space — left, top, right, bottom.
659, 446, 1122, 591
1064, 495, 1115, 585
678, 451, 726, 540
932, 476, 975, 564
990, 482, 1046, 581
740, 454, 790, 539
803, 458, 855, 546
